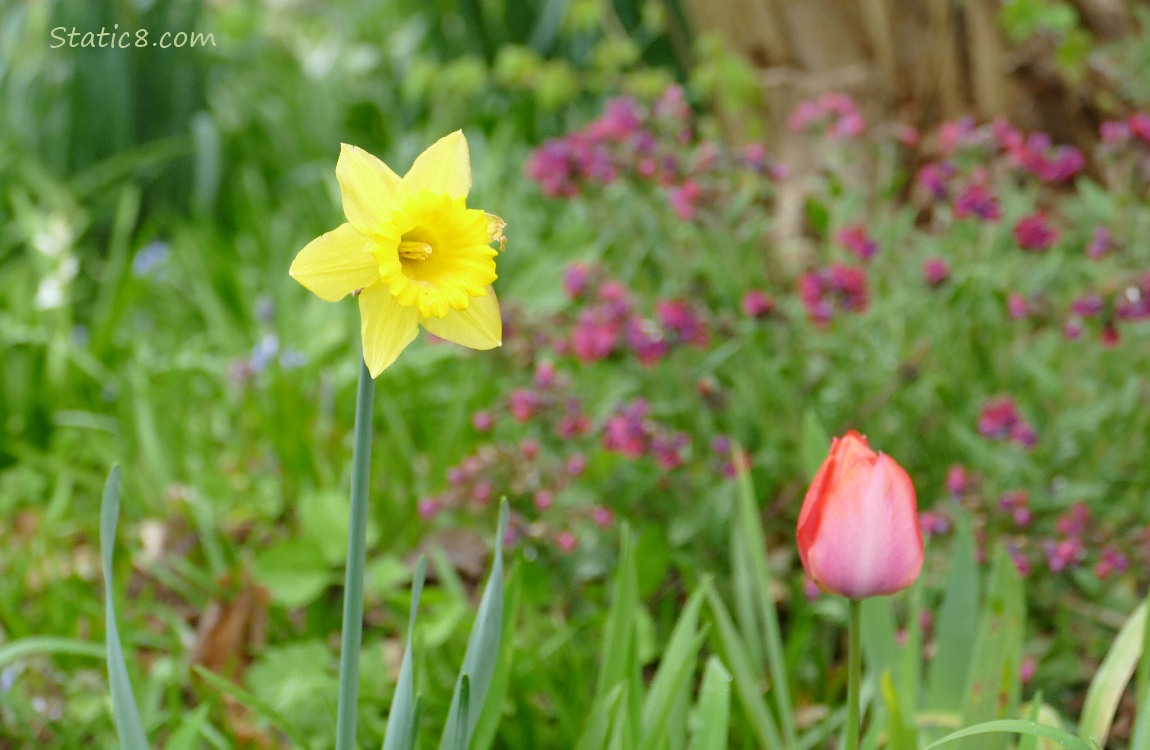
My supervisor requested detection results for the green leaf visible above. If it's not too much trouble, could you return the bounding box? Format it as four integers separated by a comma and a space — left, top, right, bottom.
1132, 675, 1150, 749
1078, 600, 1146, 746
594, 524, 640, 705
881, 671, 916, 750
1018, 692, 1043, 750
382, 557, 426, 750
923, 720, 1095, 750
252, 537, 332, 609
193, 665, 311, 749
99, 466, 149, 750
958, 545, 1026, 750
0, 636, 105, 667
691, 657, 732, 750
800, 410, 831, 479
637, 587, 708, 750
926, 513, 980, 714
439, 499, 509, 750
469, 563, 522, 750
730, 449, 797, 745
164, 704, 211, 750
703, 586, 784, 749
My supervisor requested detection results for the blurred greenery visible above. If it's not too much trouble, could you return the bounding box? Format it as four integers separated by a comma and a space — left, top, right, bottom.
3, 0, 1150, 747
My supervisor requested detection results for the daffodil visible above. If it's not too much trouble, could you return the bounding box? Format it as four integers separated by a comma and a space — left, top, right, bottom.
290, 131, 506, 377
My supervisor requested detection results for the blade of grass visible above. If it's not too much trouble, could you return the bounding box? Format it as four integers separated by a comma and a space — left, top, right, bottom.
880, 671, 915, 750
193, 666, 310, 749
100, 465, 149, 750
594, 523, 639, 703
926, 512, 980, 716
450, 675, 470, 750
0, 636, 105, 667
637, 586, 708, 750
732, 447, 798, 746
1078, 600, 1147, 746
703, 586, 784, 749
164, 704, 211, 750
382, 556, 427, 750
922, 719, 1095, 750
958, 545, 1026, 750
692, 656, 732, 750
1018, 692, 1043, 750
439, 499, 509, 750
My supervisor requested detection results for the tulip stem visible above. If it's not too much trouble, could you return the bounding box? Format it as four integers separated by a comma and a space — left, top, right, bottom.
846, 598, 862, 750
335, 357, 375, 750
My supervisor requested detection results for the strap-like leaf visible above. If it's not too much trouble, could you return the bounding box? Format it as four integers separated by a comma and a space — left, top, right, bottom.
100, 466, 149, 750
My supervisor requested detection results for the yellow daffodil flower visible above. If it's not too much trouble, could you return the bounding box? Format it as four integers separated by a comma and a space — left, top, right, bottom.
290, 131, 506, 377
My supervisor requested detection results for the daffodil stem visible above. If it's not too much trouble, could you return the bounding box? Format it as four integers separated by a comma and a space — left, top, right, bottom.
335, 357, 375, 750
846, 598, 862, 750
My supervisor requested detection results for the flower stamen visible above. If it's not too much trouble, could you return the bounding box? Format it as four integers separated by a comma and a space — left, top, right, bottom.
398, 239, 433, 260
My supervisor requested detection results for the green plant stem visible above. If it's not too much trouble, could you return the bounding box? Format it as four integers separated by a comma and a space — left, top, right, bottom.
335, 357, 376, 750
846, 598, 862, 750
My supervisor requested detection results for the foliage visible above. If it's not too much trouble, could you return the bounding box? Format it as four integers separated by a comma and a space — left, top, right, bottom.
4, 0, 1150, 747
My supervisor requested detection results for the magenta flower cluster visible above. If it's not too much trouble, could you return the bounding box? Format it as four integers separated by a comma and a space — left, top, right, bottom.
798, 264, 868, 323
786, 92, 866, 139
557, 263, 712, 366
977, 396, 1037, 449
526, 85, 782, 220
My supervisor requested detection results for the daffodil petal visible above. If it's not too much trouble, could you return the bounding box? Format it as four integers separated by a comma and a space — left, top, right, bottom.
422, 286, 502, 350
403, 131, 471, 198
289, 223, 380, 302
359, 283, 421, 377
337, 144, 403, 231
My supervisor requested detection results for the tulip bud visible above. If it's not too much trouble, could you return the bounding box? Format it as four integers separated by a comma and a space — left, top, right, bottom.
796, 430, 923, 599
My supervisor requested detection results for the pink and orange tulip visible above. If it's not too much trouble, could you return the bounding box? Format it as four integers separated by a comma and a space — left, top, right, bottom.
797, 430, 923, 599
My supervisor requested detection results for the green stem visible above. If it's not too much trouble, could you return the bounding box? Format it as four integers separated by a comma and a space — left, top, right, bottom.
846, 598, 862, 750
335, 357, 375, 750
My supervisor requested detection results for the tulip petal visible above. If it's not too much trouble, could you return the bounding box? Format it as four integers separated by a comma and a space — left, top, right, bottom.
797, 431, 923, 599
289, 223, 380, 302
421, 286, 502, 350
337, 144, 404, 232
403, 131, 471, 198
359, 283, 420, 377
804, 455, 921, 598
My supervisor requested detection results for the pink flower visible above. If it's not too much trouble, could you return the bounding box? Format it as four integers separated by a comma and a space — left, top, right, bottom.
655, 299, 709, 346
1007, 293, 1032, 320
835, 223, 878, 261
741, 290, 776, 318
472, 410, 495, 432
922, 257, 951, 287
667, 180, 703, 221
953, 182, 1001, 221
797, 431, 923, 598
946, 465, 971, 496
555, 530, 579, 553
977, 397, 1023, 440
1013, 212, 1057, 252
799, 264, 868, 323
1086, 227, 1112, 259
533, 490, 554, 511
917, 162, 955, 200
508, 389, 538, 422
563, 263, 592, 299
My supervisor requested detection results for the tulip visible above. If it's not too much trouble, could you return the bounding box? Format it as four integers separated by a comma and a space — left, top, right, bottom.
797, 430, 923, 599
797, 429, 922, 750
